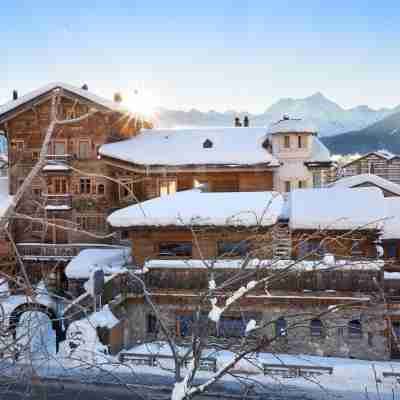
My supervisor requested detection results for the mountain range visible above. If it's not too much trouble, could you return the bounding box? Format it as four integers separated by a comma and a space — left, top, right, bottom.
155, 92, 398, 137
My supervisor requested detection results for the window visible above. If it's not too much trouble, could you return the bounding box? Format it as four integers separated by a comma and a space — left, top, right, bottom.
351, 240, 363, 257
348, 319, 362, 339
298, 180, 307, 189
275, 317, 287, 337
33, 187, 41, 197
54, 142, 66, 155
284, 181, 291, 192
76, 214, 107, 233
217, 316, 246, 338
284, 136, 290, 149
54, 178, 67, 194
310, 319, 324, 337
369, 163, 375, 174
387, 243, 397, 258
78, 141, 90, 159
298, 136, 302, 148
298, 240, 326, 258
217, 241, 249, 257
147, 314, 158, 334
312, 172, 322, 188
80, 178, 91, 194
159, 242, 192, 257
66, 108, 77, 120
177, 315, 194, 337
97, 184, 105, 195
159, 178, 177, 196
32, 151, 39, 161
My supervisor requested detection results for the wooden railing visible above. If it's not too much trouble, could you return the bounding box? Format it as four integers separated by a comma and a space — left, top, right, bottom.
16, 242, 127, 261
45, 194, 73, 208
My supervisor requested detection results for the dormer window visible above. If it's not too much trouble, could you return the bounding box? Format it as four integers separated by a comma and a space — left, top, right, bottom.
203, 139, 213, 148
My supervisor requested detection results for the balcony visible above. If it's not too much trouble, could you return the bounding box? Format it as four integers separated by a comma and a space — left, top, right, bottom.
16, 243, 127, 262
44, 194, 72, 211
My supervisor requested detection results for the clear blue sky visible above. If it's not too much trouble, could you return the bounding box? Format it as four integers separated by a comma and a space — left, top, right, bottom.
1, 0, 400, 112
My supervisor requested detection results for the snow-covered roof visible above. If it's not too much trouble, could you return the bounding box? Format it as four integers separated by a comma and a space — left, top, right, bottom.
382, 197, 400, 240
0, 177, 13, 220
310, 137, 331, 163
268, 118, 318, 135
45, 205, 71, 211
65, 247, 131, 279
42, 163, 71, 172
374, 150, 396, 160
107, 189, 284, 228
330, 174, 400, 197
0, 82, 124, 119
289, 187, 386, 231
99, 127, 279, 167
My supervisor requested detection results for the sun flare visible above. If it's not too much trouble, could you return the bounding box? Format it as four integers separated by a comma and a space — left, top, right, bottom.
122, 89, 159, 118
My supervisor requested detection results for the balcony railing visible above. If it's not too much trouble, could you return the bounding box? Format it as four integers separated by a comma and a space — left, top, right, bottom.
44, 194, 72, 210
17, 243, 128, 261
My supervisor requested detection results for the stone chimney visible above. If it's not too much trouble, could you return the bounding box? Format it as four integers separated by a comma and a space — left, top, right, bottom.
243, 116, 249, 127
114, 92, 123, 103
234, 117, 242, 127
81, 84, 88, 90
12, 90, 18, 100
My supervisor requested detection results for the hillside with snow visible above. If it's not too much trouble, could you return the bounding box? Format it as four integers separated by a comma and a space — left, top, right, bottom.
155, 93, 395, 137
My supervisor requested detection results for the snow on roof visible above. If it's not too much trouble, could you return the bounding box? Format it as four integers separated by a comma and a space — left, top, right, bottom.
289, 187, 386, 231
374, 150, 396, 160
99, 127, 279, 167
0, 177, 13, 219
65, 247, 131, 279
310, 137, 331, 162
382, 197, 400, 239
268, 118, 318, 135
0, 82, 124, 119
107, 189, 284, 228
330, 174, 400, 197
45, 205, 71, 211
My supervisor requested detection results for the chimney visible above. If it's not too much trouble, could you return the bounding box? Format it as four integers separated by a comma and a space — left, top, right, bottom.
114, 92, 123, 103
12, 90, 18, 100
234, 117, 242, 127
81, 84, 88, 90
243, 115, 249, 127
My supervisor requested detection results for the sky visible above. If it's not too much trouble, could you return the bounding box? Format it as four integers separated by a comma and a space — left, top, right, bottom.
2, 0, 400, 113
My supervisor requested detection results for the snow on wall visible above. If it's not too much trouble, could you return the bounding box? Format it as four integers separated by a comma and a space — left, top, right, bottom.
65, 248, 131, 279
107, 189, 284, 228
289, 187, 386, 231
99, 127, 279, 166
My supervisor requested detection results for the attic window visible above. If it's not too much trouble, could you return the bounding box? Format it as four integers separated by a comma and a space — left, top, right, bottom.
203, 139, 213, 149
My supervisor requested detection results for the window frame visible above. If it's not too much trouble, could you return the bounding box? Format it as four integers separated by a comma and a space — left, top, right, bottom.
217, 240, 250, 258
158, 241, 193, 257
79, 178, 91, 194
284, 135, 290, 149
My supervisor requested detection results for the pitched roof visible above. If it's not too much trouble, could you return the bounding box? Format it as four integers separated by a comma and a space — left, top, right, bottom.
0, 82, 124, 121
289, 187, 385, 231
268, 118, 318, 135
107, 189, 284, 228
329, 174, 400, 196
99, 127, 279, 167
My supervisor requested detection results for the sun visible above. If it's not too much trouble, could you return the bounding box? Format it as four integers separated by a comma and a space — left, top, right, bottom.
122, 89, 159, 119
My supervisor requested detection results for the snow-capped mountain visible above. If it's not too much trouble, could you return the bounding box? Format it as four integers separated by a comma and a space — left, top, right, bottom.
155, 93, 394, 137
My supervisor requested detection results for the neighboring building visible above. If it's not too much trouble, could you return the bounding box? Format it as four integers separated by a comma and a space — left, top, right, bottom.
337, 150, 400, 185
105, 187, 389, 360
0, 82, 141, 286
267, 117, 334, 192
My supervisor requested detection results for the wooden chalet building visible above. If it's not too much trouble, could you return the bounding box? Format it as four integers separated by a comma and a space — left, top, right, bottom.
337, 150, 400, 186
0, 82, 143, 287
104, 186, 389, 360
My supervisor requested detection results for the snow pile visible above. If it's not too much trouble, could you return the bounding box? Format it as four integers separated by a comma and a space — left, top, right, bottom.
58, 305, 119, 364
382, 197, 400, 239
268, 118, 317, 135
384, 271, 400, 280
108, 189, 284, 228
330, 173, 400, 197
289, 187, 386, 231
99, 127, 279, 166
65, 247, 131, 279
42, 163, 71, 171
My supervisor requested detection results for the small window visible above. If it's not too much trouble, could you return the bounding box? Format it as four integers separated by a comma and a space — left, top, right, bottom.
298, 136, 302, 148
284, 136, 290, 149
32, 151, 39, 161
97, 184, 105, 195
15, 140, 24, 151
368, 332, 373, 347
159, 242, 192, 257
312, 172, 322, 188
310, 319, 324, 337
203, 139, 213, 148
78, 141, 90, 159
177, 315, 194, 337
159, 178, 177, 196
217, 316, 246, 338
80, 178, 91, 194
275, 317, 287, 337
54, 178, 67, 194
348, 319, 362, 339
217, 241, 249, 257
351, 240, 363, 257
298, 180, 307, 189
298, 240, 325, 258
284, 181, 291, 192
147, 314, 158, 334
33, 188, 41, 197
